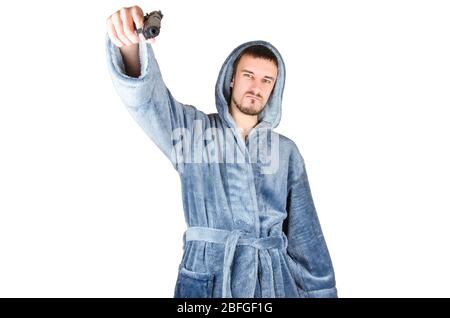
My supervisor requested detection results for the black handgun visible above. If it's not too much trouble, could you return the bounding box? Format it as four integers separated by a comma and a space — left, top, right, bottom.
135, 10, 163, 40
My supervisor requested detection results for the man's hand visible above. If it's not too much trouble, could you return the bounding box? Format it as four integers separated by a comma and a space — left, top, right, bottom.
106, 5, 156, 48
106, 6, 156, 77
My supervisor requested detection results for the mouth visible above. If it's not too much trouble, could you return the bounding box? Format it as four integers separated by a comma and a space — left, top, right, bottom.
246, 95, 261, 101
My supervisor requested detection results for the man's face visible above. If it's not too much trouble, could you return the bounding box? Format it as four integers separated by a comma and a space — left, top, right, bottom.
230, 55, 278, 116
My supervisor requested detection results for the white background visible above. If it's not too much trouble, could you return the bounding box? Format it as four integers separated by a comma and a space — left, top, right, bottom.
0, 0, 449, 297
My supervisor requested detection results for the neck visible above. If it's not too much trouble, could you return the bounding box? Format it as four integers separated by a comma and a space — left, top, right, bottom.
229, 102, 258, 140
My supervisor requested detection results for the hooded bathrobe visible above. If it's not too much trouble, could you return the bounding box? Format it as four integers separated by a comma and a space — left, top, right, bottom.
105, 35, 337, 298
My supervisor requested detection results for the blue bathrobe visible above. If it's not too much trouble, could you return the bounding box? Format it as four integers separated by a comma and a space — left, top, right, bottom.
105, 35, 337, 298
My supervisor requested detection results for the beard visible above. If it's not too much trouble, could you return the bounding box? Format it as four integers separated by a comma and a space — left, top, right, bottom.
232, 95, 266, 116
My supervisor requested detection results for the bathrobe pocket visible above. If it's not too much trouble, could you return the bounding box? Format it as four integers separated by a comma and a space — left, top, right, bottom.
174, 267, 214, 298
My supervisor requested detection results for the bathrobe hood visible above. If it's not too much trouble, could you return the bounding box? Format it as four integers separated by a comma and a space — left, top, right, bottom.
215, 40, 286, 130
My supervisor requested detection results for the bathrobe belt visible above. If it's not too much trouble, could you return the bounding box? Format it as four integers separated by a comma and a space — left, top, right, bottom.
184, 226, 287, 297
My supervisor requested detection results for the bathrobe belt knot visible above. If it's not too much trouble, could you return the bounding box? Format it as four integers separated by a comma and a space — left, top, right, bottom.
184, 226, 287, 297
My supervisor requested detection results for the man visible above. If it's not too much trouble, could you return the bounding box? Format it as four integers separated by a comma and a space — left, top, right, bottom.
106, 5, 337, 298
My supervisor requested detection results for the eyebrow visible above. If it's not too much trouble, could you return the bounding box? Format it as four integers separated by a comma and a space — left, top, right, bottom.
241, 69, 276, 82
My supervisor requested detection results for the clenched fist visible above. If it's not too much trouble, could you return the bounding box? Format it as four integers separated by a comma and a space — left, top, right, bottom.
106, 5, 156, 48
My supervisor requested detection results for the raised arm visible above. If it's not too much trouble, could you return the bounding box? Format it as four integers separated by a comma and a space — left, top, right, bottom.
105, 6, 206, 172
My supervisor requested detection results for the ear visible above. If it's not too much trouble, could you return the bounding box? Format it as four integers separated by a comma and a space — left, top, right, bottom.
230, 77, 234, 88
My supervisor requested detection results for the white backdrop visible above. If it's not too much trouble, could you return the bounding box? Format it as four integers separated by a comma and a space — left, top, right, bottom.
0, 0, 449, 297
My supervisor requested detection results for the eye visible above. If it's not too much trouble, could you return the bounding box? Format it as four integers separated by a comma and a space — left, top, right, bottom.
243, 73, 253, 78
263, 79, 272, 84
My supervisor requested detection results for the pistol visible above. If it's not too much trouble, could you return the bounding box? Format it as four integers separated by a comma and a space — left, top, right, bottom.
135, 10, 163, 40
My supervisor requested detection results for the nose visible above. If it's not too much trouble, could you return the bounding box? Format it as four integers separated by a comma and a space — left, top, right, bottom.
249, 82, 263, 96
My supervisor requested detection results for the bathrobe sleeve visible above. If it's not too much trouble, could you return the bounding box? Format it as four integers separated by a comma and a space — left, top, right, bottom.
105, 34, 203, 172
284, 154, 338, 298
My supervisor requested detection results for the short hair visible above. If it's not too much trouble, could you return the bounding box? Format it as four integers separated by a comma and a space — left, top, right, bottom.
232, 45, 278, 78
